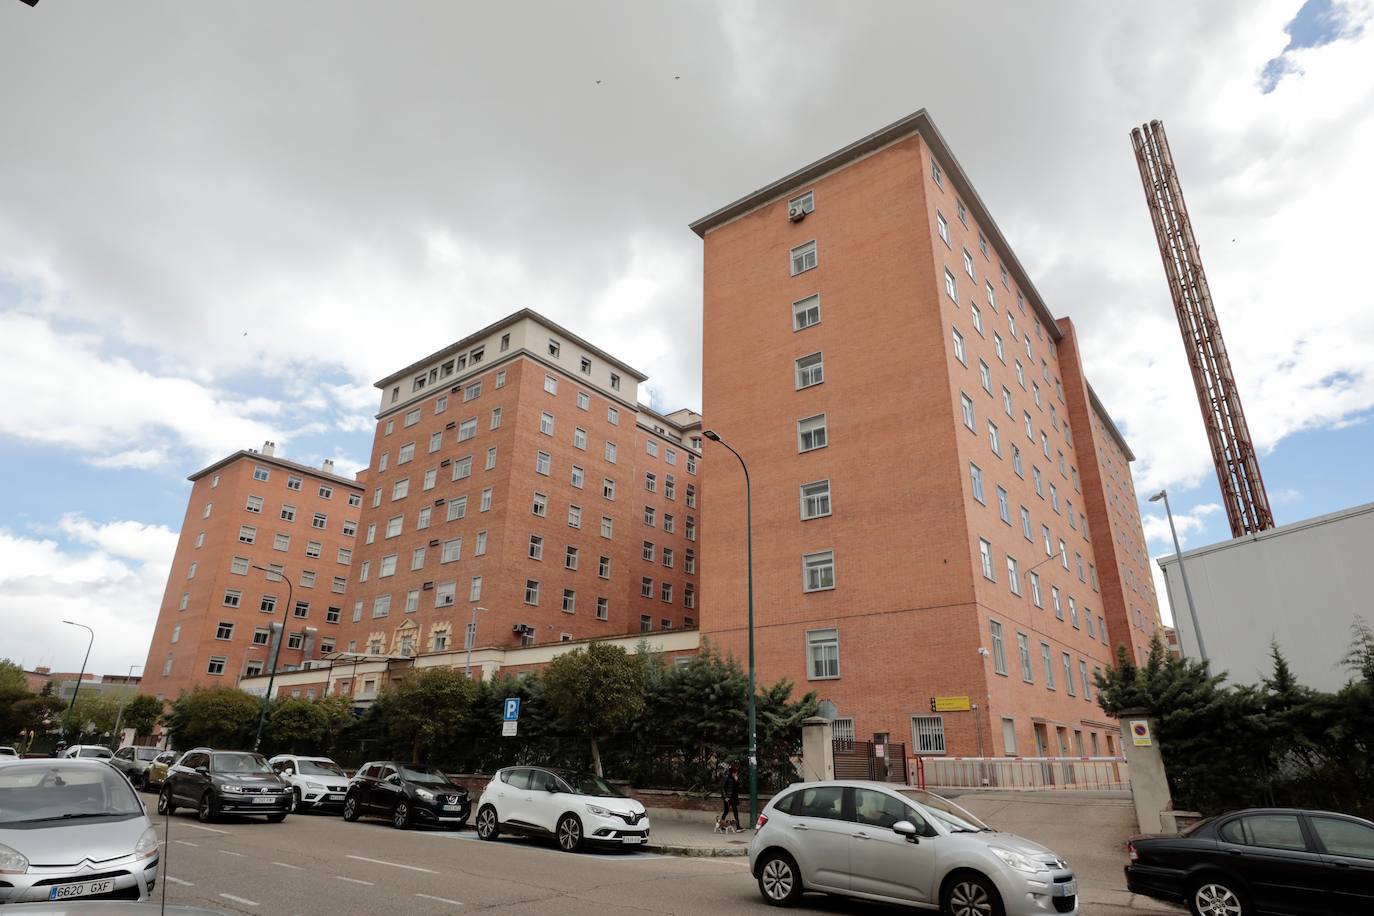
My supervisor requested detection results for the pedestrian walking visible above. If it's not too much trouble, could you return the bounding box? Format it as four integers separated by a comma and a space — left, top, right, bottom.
716, 762, 741, 833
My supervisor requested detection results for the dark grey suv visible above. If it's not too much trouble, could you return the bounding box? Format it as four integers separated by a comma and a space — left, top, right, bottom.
156, 749, 290, 823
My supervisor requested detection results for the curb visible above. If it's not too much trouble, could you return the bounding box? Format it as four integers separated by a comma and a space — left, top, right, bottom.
647, 842, 750, 857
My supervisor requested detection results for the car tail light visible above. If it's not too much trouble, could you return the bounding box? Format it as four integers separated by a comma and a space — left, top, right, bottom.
1126, 842, 1138, 862
755, 814, 768, 830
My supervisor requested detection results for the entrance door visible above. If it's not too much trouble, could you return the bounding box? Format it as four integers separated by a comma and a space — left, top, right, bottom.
1033, 724, 1054, 786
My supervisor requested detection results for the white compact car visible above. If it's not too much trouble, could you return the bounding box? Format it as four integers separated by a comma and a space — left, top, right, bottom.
268, 755, 351, 813
750, 781, 1078, 914
59, 746, 114, 760
474, 766, 649, 852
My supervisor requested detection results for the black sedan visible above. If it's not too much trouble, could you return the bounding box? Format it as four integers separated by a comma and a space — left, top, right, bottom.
342, 761, 470, 829
1126, 807, 1374, 916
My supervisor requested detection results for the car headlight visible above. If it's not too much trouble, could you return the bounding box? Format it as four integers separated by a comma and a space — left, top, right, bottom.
586, 804, 613, 818
221, 784, 244, 793
135, 826, 159, 861
415, 789, 436, 802
0, 842, 29, 875
989, 846, 1048, 874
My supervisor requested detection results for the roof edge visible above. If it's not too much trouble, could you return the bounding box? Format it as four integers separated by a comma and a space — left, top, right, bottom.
187, 450, 363, 488
1087, 385, 1136, 462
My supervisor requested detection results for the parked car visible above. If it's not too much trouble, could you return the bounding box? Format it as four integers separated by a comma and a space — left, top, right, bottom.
1126, 807, 1374, 916
109, 747, 164, 790
0, 747, 17, 758
141, 751, 178, 792
748, 781, 1078, 914
474, 766, 650, 852
156, 749, 290, 823
59, 746, 113, 760
267, 754, 351, 813
0, 757, 160, 904
342, 761, 469, 830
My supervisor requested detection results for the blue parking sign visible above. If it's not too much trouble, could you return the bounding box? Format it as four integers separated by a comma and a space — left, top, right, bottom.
503, 697, 521, 721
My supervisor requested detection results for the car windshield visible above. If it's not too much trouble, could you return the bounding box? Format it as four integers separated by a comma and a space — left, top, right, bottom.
559, 772, 624, 797
398, 765, 450, 784
297, 760, 346, 777
79, 747, 113, 759
135, 748, 160, 762
0, 763, 144, 824
212, 752, 273, 774
898, 789, 991, 833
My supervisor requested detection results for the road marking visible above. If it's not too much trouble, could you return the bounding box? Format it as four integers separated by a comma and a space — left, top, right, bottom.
415, 893, 464, 906
219, 850, 247, 857
218, 893, 259, 906
164, 876, 194, 886
272, 861, 304, 870
424, 833, 664, 861
173, 840, 199, 848
334, 876, 375, 885
183, 823, 231, 835
346, 854, 438, 874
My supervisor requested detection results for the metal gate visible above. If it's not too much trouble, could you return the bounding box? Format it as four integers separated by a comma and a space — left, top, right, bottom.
833, 739, 909, 783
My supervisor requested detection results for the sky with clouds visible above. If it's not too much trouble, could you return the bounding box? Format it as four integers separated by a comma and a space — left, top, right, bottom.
2, 0, 1372, 677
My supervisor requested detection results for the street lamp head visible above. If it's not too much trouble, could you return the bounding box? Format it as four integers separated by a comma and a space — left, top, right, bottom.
1149, 491, 1166, 503
977, 647, 990, 658
702, 429, 721, 442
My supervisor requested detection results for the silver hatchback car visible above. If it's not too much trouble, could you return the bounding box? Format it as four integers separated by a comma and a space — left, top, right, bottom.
0, 758, 159, 904
750, 781, 1078, 915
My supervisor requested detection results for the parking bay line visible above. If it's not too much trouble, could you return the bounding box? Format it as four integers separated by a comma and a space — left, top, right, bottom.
181, 823, 231, 835
219, 850, 247, 858
272, 861, 304, 870
345, 854, 438, 874
415, 893, 464, 906
164, 876, 194, 887
334, 875, 375, 886
173, 840, 199, 848
218, 893, 259, 907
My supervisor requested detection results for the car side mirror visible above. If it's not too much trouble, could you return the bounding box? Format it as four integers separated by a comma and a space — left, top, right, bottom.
283, 767, 294, 777
892, 820, 920, 844
194, 766, 209, 776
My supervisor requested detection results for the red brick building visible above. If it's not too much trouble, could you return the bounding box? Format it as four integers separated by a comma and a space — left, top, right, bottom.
140, 446, 363, 700
691, 110, 1162, 761
331, 311, 702, 672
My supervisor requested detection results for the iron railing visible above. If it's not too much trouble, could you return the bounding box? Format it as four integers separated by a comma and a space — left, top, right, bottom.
910, 755, 1129, 791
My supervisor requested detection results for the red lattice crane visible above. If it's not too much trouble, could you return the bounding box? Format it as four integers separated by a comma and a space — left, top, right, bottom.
1130, 120, 1275, 538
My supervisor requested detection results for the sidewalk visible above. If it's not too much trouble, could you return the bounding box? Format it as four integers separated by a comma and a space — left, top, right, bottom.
645, 808, 752, 856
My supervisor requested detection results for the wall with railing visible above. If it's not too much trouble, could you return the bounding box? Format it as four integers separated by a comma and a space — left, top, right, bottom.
910, 756, 1130, 791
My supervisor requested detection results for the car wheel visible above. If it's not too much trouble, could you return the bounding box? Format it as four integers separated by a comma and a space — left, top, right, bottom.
756, 851, 803, 906
342, 795, 360, 822
392, 801, 411, 829
267, 812, 288, 824
476, 805, 499, 840
943, 872, 1004, 916
1190, 878, 1248, 916
197, 792, 218, 824
289, 789, 301, 814
556, 813, 584, 852
157, 786, 176, 816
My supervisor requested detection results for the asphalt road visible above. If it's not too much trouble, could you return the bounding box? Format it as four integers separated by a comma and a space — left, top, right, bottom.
143, 792, 1167, 916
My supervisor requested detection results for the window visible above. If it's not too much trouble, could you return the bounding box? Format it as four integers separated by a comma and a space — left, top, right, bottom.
979, 359, 991, 393
532, 492, 547, 516
1080, 660, 1092, 701
1018, 633, 1034, 683
803, 550, 835, 591
793, 294, 821, 330
495, 369, 507, 388
475, 530, 488, 555
597, 597, 610, 620
642, 540, 655, 562
541, 373, 559, 396
435, 395, 448, 414
1007, 556, 1021, 595
610, 373, 621, 391
685, 549, 696, 573
963, 248, 975, 279
1034, 467, 1044, 497
997, 486, 1010, 523
253, 465, 270, 481
644, 472, 657, 493
426, 432, 441, 454
565, 545, 579, 570
280, 504, 296, 522
912, 716, 946, 754
608, 406, 620, 425
260, 594, 277, 613
528, 534, 544, 560
231, 556, 250, 575
485, 446, 497, 470
273, 532, 290, 552
598, 555, 611, 578
245, 494, 263, 514
1042, 643, 1056, 689
969, 463, 985, 503
404, 407, 421, 427
660, 582, 672, 603
378, 554, 397, 577
1069, 597, 1079, 628
539, 411, 555, 435
1063, 653, 1076, 696
640, 614, 652, 633
397, 443, 415, 465
567, 504, 582, 528
313, 511, 328, 528
524, 579, 540, 605
790, 240, 817, 275
800, 479, 831, 519
807, 628, 840, 679
535, 451, 551, 476
207, 657, 226, 676
293, 598, 311, 617
1029, 572, 1043, 607
952, 327, 967, 365
423, 468, 437, 491
372, 594, 391, 618
643, 506, 656, 527
985, 280, 996, 310
605, 441, 618, 463
994, 332, 1005, 363
464, 380, 482, 402
1002, 386, 1014, 417
1311, 816, 1374, 859
664, 475, 676, 499
305, 540, 322, 559
238, 525, 257, 544
222, 588, 242, 608
458, 418, 476, 441
795, 352, 824, 388
978, 537, 997, 580
214, 619, 235, 641
600, 516, 613, 539
562, 589, 576, 614
797, 414, 828, 451
686, 516, 696, 541
1020, 506, 1032, 540
789, 189, 815, 215
641, 576, 654, 598
936, 210, 950, 245
1051, 586, 1063, 619
961, 393, 976, 430
943, 268, 957, 301
386, 515, 403, 538
988, 620, 1009, 674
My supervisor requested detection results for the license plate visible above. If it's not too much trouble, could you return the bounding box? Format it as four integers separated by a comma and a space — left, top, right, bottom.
328, 794, 343, 801
49, 879, 115, 900
253, 795, 276, 804
442, 804, 463, 811
622, 835, 644, 844
1056, 880, 1077, 897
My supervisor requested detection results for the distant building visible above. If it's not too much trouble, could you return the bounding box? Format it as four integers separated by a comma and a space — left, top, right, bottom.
691, 108, 1163, 760
20, 669, 141, 701
1158, 501, 1374, 692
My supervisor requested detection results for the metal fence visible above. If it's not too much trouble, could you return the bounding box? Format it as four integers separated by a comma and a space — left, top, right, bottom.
910, 755, 1130, 791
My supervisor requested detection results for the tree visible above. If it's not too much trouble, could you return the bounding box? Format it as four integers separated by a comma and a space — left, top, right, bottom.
383, 668, 476, 763
68, 693, 121, 743
0, 660, 27, 695
119, 695, 165, 742
0, 660, 35, 743
164, 687, 261, 750
542, 642, 645, 776
6, 696, 63, 750
267, 698, 329, 753
1343, 617, 1374, 685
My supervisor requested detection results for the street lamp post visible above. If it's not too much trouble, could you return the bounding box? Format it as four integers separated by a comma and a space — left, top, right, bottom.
61, 621, 94, 741
1150, 490, 1208, 663
464, 607, 489, 679
111, 664, 144, 746
702, 429, 758, 828
251, 565, 294, 752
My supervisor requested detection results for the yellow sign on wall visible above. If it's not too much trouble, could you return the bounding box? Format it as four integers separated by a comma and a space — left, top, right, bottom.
932, 695, 972, 712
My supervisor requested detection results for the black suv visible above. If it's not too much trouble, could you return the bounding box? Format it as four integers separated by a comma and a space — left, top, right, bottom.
342, 761, 470, 830
157, 748, 291, 823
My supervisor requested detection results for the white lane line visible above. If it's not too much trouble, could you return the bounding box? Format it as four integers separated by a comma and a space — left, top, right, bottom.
272, 861, 304, 870
219, 849, 247, 857
218, 893, 259, 906
173, 840, 199, 848
415, 893, 464, 906
165, 876, 194, 886
183, 823, 231, 835
345, 854, 438, 874
334, 875, 375, 886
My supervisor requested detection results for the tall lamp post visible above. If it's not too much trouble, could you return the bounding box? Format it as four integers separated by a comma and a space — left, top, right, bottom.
111, 664, 144, 745
1150, 490, 1208, 663
61, 620, 94, 741
251, 565, 294, 752
464, 606, 489, 679
701, 429, 758, 828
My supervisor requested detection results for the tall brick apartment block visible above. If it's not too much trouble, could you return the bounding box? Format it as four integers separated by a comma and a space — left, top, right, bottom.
691, 110, 1162, 760
333, 310, 702, 664
141, 446, 363, 700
